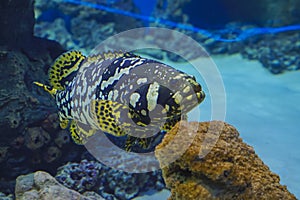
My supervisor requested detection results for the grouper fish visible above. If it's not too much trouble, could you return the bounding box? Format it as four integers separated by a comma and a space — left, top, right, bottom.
34, 51, 205, 151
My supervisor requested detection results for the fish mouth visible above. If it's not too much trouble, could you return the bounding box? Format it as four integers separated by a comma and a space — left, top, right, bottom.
167, 81, 205, 114
183, 85, 205, 104
191, 81, 205, 101
196, 90, 205, 104
185, 76, 206, 104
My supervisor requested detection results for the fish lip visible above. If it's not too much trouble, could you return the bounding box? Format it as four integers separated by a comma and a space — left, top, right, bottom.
193, 83, 202, 93
197, 90, 206, 103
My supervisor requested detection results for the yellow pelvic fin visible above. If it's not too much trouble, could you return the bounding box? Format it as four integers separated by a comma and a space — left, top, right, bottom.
125, 135, 153, 151
59, 115, 69, 129
49, 50, 86, 90
34, 82, 57, 97
70, 120, 97, 145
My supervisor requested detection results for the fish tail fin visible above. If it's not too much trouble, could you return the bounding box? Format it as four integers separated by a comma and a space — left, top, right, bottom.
33, 81, 58, 97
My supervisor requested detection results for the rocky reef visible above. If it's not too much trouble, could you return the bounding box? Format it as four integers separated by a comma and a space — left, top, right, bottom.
195, 25, 300, 74
0, 192, 13, 200
154, 0, 191, 23
0, 0, 88, 195
34, 0, 142, 54
34, 0, 192, 53
33, 0, 300, 74
241, 32, 300, 74
55, 159, 165, 200
15, 171, 104, 200
0, 49, 87, 193
155, 121, 296, 200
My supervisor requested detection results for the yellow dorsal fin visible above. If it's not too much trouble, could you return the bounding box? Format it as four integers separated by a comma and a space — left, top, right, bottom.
83, 50, 126, 66
49, 50, 86, 90
33, 82, 57, 97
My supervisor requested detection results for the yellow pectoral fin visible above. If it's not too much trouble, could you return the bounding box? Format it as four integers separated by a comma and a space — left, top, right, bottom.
70, 120, 97, 145
91, 100, 131, 137
60, 120, 69, 129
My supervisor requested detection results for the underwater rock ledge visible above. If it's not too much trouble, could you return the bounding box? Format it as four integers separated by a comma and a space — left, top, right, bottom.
15, 171, 104, 200
155, 121, 296, 200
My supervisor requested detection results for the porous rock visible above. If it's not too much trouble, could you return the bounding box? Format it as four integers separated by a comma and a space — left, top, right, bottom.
24, 127, 50, 150
55, 159, 165, 200
154, 0, 191, 23
0, 192, 13, 200
0, 49, 86, 185
155, 121, 296, 200
34, 0, 141, 53
0, 0, 85, 192
15, 171, 105, 200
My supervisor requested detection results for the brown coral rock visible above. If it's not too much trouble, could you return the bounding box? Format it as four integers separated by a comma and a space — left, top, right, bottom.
155, 121, 296, 200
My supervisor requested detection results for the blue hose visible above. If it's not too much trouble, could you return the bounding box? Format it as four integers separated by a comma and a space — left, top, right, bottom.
61, 0, 300, 42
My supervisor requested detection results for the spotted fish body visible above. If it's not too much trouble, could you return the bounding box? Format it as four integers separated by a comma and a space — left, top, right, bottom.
34, 51, 205, 151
